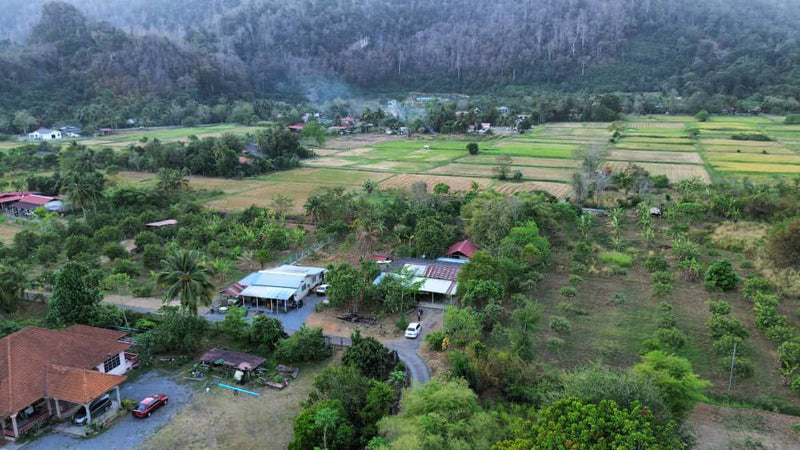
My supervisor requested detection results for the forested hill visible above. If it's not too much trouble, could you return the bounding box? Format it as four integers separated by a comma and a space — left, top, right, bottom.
4, 0, 800, 120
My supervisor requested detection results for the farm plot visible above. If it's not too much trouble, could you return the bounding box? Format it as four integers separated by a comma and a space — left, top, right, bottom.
706, 153, 800, 165
380, 174, 490, 191
712, 162, 800, 175
703, 144, 794, 155
430, 163, 574, 182
613, 141, 697, 152
606, 161, 711, 182
491, 181, 572, 198
606, 150, 704, 164
492, 142, 578, 158
626, 121, 686, 129
459, 154, 580, 168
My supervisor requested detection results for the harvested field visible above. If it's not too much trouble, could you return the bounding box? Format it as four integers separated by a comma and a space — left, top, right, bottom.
571, 128, 611, 136
430, 163, 573, 182
302, 158, 354, 167
321, 134, 402, 149
310, 149, 342, 156
704, 145, 795, 155
491, 181, 572, 198
335, 147, 376, 157
606, 161, 711, 182
459, 154, 580, 168
713, 161, 800, 174
380, 174, 490, 191
606, 150, 704, 164
353, 160, 433, 171
627, 121, 686, 129
702, 139, 787, 147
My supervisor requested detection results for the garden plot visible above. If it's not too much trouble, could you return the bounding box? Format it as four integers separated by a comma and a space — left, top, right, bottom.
626, 121, 686, 129
703, 144, 794, 155
492, 142, 578, 158
380, 174, 490, 191
606, 161, 711, 182
613, 141, 697, 152
606, 150, 703, 164
706, 153, 800, 165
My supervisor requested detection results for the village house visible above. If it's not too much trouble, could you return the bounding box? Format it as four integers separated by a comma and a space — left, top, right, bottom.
373, 258, 464, 305
27, 128, 62, 141
0, 192, 62, 216
0, 325, 138, 441
444, 239, 478, 260
226, 265, 326, 312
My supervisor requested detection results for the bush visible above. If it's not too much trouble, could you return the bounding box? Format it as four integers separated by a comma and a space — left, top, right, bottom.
598, 251, 633, 267
558, 302, 587, 316
743, 277, 774, 301
651, 271, 675, 284
131, 282, 154, 297
568, 274, 584, 287
785, 114, 800, 124
765, 325, 796, 344
658, 313, 678, 329
549, 316, 572, 334
250, 316, 286, 354
342, 330, 395, 380
394, 317, 409, 332
719, 357, 754, 378
652, 175, 670, 189
274, 325, 332, 363
731, 133, 772, 141
559, 286, 578, 298
706, 315, 750, 340
656, 327, 687, 349
102, 242, 128, 261
712, 335, 744, 355
425, 330, 445, 351
706, 300, 732, 316
610, 292, 626, 306
704, 259, 740, 292
112, 259, 139, 278
695, 110, 710, 122
134, 231, 161, 249
792, 375, 800, 393
570, 261, 588, 275
35, 245, 59, 266
547, 336, 566, 349
653, 282, 674, 297
466, 142, 479, 155
449, 351, 480, 389
645, 255, 669, 273
142, 244, 165, 269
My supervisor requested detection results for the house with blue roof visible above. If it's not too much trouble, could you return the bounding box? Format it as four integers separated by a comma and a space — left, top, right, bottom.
230, 265, 326, 312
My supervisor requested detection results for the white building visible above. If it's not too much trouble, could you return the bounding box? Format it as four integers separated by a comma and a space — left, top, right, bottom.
28, 128, 62, 141
234, 265, 326, 312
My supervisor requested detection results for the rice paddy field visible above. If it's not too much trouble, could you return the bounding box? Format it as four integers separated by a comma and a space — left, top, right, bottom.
20, 116, 797, 213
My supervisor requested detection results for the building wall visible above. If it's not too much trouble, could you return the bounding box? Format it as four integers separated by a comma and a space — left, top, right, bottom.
96, 352, 127, 375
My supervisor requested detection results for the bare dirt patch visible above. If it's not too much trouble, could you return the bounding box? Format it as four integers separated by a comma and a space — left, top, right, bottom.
321, 134, 402, 150
691, 403, 800, 450
309, 149, 342, 156
302, 158, 353, 167
335, 147, 376, 157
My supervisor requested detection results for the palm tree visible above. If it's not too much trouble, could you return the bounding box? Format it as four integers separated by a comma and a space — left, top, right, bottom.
0, 265, 26, 313
155, 250, 215, 316
304, 195, 325, 225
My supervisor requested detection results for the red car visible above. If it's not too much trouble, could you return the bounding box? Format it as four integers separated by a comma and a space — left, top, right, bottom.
132, 394, 169, 418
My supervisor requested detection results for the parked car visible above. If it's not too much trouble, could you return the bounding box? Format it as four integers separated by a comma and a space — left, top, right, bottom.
132, 394, 169, 418
73, 394, 112, 425
314, 284, 330, 295
405, 322, 422, 339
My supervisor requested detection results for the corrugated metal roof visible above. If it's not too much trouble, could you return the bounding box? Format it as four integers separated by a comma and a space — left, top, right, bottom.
415, 277, 457, 295
272, 265, 326, 275
239, 285, 296, 300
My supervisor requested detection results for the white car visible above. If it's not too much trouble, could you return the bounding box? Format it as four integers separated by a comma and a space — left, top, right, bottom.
405, 322, 421, 339
314, 284, 330, 295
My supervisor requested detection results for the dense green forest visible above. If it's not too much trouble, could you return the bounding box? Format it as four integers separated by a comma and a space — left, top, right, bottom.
4, 0, 800, 129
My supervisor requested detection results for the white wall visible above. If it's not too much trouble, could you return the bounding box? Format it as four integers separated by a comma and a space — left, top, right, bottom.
96, 352, 127, 375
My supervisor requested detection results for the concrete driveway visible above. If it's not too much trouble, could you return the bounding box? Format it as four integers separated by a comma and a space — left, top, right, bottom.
28, 371, 193, 450
203, 293, 325, 333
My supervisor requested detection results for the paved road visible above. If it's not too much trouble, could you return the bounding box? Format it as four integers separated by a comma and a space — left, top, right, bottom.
203, 294, 324, 332
28, 371, 193, 450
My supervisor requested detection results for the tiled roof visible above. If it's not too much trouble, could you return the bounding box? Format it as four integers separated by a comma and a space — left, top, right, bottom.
65, 325, 127, 342
46, 365, 125, 405
0, 327, 130, 416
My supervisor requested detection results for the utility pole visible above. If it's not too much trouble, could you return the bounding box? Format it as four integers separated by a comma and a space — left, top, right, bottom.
727, 341, 738, 397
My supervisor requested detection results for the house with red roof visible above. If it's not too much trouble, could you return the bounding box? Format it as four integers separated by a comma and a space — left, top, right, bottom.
445, 239, 478, 260
0, 325, 138, 440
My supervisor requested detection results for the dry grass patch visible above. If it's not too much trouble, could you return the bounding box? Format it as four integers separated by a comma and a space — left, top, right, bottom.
335, 147, 376, 157
430, 163, 573, 182
0, 224, 20, 244
145, 359, 330, 450
704, 144, 795, 155
711, 221, 768, 254
606, 162, 711, 182
627, 121, 686, 129
303, 158, 354, 167
706, 153, 800, 165
606, 150, 703, 164
460, 155, 580, 168
692, 403, 800, 450
310, 149, 342, 156
714, 162, 800, 174
380, 174, 489, 191
321, 134, 402, 150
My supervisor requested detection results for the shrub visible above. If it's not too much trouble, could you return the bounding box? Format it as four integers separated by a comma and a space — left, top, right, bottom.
35, 245, 58, 266
695, 110, 710, 122
777, 341, 800, 374
765, 325, 796, 344
712, 335, 744, 355
559, 286, 578, 298
652, 175, 669, 188
570, 261, 588, 275
112, 259, 139, 278
706, 300, 732, 316
658, 313, 678, 329
651, 271, 674, 284
719, 357, 754, 378
449, 351, 480, 389
131, 282, 153, 297
792, 375, 800, 393
610, 292, 626, 306
568, 274, 584, 287
645, 255, 669, 273
394, 317, 409, 332
274, 325, 332, 363
785, 114, 800, 124
134, 231, 161, 249
598, 252, 633, 267
706, 315, 750, 340
549, 316, 572, 334
546, 336, 565, 349
466, 142, 479, 155
655, 327, 687, 349
342, 330, 395, 380
121, 398, 135, 410
731, 133, 772, 141
425, 331, 445, 351
558, 302, 587, 316
102, 242, 128, 261
704, 259, 740, 291
653, 282, 674, 297
142, 244, 165, 269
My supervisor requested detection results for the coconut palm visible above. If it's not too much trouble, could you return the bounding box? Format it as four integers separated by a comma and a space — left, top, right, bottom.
155, 250, 215, 316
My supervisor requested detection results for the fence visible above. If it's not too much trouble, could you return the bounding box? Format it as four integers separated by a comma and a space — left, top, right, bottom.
281, 235, 334, 265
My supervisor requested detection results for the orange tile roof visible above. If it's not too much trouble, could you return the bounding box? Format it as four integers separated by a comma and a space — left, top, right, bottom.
46, 365, 126, 405
65, 325, 127, 342
0, 327, 131, 416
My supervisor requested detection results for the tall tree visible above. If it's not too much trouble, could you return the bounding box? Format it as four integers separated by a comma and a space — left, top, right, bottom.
48, 262, 101, 325
0, 265, 26, 313
155, 250, 215, 316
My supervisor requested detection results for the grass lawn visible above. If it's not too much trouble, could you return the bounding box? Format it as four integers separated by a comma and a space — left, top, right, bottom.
145, 358, 332, 449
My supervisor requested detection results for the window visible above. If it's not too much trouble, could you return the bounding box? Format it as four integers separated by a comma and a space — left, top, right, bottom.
103, 354, 121, 372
